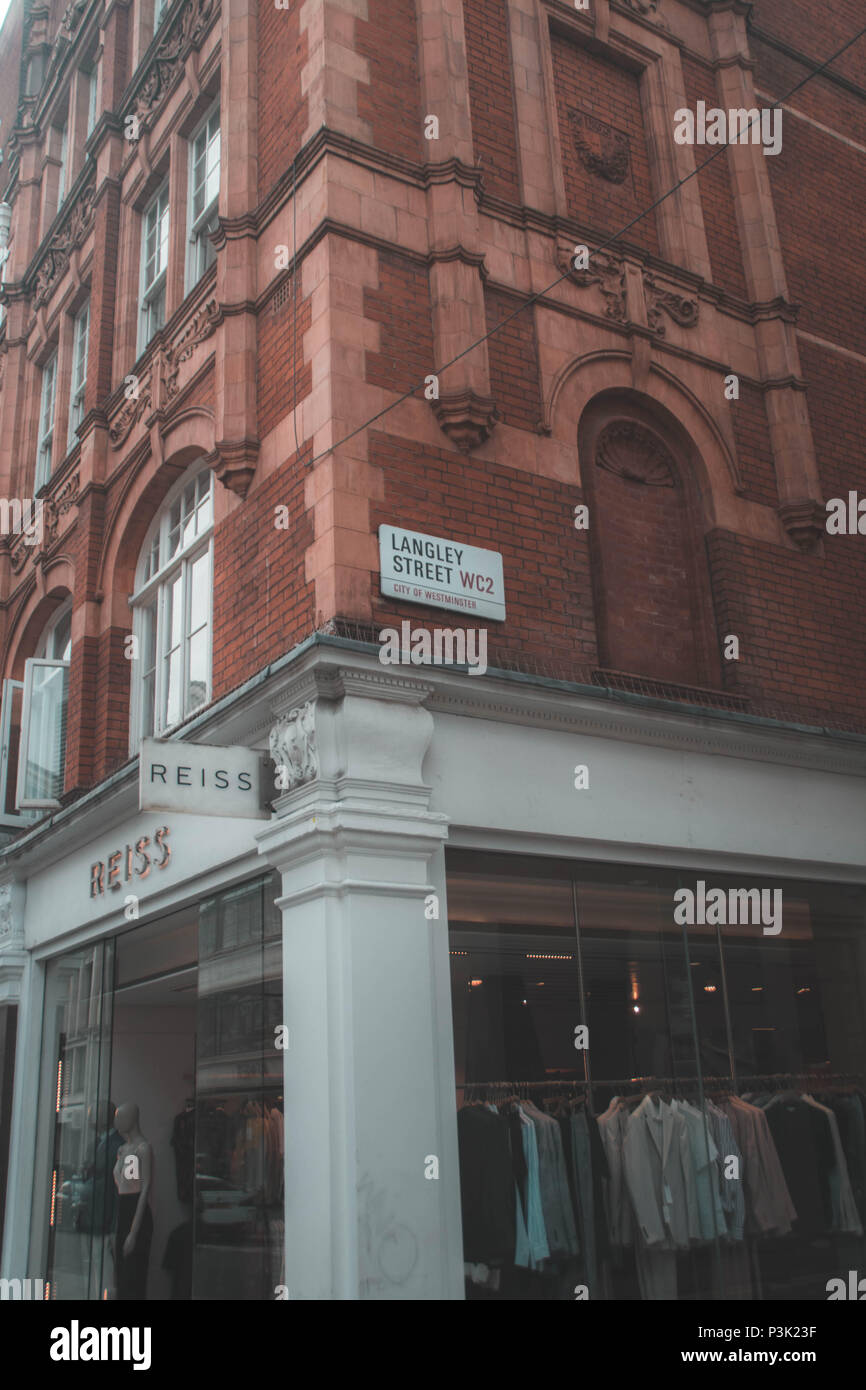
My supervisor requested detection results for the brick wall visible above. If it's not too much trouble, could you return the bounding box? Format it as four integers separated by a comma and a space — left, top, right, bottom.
551, 35, 660, 257
680, 55, 748, 300
356, 0, 422, 163
585, 457, 717, 687
257, 0, 308, 199
707, 528, 866, 726
730, 382, 778, 507
484, 288, 542, 433
211, 450, 315, 696
463, 0, 520, 203
257, 274, 313, 441
764, 115, 865, 355
90, 629, 130, 784
364, 251, 434, 394
65, 487, 107, 789
749, 0, 866, 88
0, 2, 23, 189
367, 432, 597, 672
87, 180, 121, 406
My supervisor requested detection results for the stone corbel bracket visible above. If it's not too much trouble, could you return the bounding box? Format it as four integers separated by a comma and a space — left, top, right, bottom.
204, 437, 258, 497
777, 499, 825, 554
266, 666, 437, 815
431, 390, 498, 453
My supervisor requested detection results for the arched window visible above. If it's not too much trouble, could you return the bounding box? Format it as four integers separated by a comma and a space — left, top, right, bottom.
130, 464, 214, 746
584, 415, 719, 690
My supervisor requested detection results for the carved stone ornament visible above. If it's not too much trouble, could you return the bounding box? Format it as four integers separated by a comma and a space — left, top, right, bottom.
644, 272, 699, 335
620, 0, 663, 19
778, 498, 824, 553
33, 179, 96, 306
0, 883, 12, 941
128, 0, 217, 135
44, 471, 80, 544
109, 371, 153, 448
269, 702, 318, 793
431, 390, 498, 453
6, 472, 81, 570
161, 297, 220, 402
556, 240, 626, 322
596, 421, 676, 487
569, 110, 630, 185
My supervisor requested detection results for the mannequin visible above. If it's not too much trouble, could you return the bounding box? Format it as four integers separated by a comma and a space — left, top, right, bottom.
112, 1102, 154, 1300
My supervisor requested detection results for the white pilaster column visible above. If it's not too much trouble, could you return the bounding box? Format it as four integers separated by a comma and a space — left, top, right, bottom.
256, 662, 463, 1300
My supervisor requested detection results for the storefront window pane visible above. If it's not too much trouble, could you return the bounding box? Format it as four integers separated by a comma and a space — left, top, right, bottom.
193, 879, 283, 1300
447, 850, 866, 1303
31, 940, 115, 1301
31, 873, 283, 1301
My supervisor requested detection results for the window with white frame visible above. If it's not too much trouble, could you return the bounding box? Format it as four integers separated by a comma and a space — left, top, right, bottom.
67, 300, 89, 450
130, 466, 213, 746
86, 66, 99, 137
187, 105, 220, 289
139, 182, 169, 351
56, 123, 69, 208
36, 352, 57, 491
2, 602, 73, 813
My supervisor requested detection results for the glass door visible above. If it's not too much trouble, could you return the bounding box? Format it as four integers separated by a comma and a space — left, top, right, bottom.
31, 939, 116, 1300
192, 875, 283, 1299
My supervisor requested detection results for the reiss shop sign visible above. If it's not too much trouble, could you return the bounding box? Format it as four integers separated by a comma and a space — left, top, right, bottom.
138, 738, 268, 819
90, 825, 171, 898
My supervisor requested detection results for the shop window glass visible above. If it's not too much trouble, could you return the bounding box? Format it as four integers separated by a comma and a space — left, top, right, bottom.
31, 873, 283, 1300
447, 850, 866, 1302
30, 940, 116, 1301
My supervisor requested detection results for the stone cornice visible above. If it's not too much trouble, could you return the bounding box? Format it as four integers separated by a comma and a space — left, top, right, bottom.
3, 635, 866, 879
746, 25, 866, 102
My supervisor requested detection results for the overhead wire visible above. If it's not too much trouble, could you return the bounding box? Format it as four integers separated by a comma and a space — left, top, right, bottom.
286, 19, 866, 470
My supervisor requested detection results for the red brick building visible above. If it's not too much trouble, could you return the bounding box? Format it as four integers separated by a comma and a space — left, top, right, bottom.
0, 0, 864, 1304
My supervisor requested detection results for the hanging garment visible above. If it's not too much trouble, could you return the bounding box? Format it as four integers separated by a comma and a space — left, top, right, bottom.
570, 1111, 596, 1290
802, 1095, 862, 1236
831, 1093, 866, 1225
513, 1107, 550, 1270
622, 1096, 691, 1251
707, 1101, 745, 1242
597, 1099, 633, 1248
720, 1097, 796, 1237
672, 1100, 726, 1242
763, 1096, 834, 1235
456, 1105, 516, 1268
522, 1101, 579, 1258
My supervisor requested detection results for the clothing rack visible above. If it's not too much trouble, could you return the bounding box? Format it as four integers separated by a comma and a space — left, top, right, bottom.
460, 1071, 862, 1092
